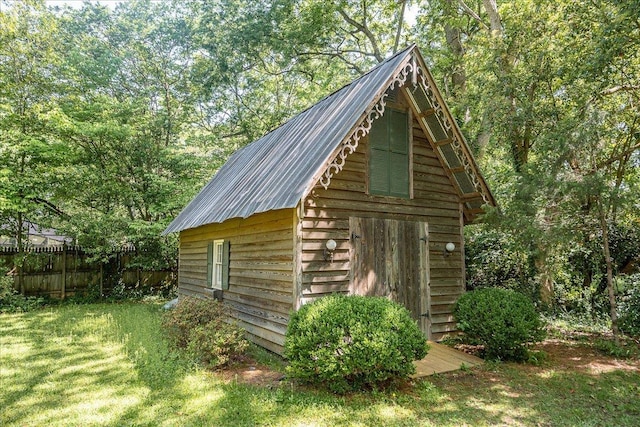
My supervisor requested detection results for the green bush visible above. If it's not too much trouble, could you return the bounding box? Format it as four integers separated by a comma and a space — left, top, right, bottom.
161, 296, 248, 368
0, 270, 45, 313
618, 275, 640, 337
186, 321, 249, 367
454, 288, 546, 361
284, 294, 428, 393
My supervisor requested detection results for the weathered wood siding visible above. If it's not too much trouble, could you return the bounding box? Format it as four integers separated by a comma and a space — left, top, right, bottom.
301, 102, 464, 339
179, 209, 295, 354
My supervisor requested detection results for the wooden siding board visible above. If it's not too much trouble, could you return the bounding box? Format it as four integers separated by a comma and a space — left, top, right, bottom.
178, 209, 295, 354
301, 105, 465, 339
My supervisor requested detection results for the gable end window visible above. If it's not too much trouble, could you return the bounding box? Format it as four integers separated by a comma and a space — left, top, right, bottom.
207, 239, 230, 290
369, 108, 410, 198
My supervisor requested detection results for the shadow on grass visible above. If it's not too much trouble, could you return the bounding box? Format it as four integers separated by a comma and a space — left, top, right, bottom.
3, 304, 639, 427
424, 362, 640, 427
0, 303, 188, 426
1, 310, 140, 425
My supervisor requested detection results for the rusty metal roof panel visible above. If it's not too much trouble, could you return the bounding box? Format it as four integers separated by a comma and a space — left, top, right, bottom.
164, 47, 415, 234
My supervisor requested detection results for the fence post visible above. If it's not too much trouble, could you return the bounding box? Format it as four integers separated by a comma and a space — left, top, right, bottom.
61, 244, 67, 299
16, 248, 24, 295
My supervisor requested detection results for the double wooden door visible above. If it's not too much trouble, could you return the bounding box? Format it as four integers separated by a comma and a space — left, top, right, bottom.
349, 217, 431, 338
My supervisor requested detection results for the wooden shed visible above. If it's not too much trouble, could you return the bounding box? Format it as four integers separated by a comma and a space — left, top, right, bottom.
164, 45, 495, 355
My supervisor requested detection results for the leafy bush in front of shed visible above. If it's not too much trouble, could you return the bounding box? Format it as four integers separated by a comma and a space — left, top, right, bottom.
454, 287, 546, 361
284, 294, 429, 393
161, 296, 248, 368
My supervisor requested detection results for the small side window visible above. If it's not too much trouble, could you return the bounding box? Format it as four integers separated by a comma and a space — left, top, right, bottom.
207, 239, 230, 290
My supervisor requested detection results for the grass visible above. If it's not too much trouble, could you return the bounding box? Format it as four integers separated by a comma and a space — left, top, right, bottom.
1, 303, 639, 426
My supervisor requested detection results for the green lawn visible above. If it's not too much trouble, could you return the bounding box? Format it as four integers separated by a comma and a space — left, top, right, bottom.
1, 302, 639, 426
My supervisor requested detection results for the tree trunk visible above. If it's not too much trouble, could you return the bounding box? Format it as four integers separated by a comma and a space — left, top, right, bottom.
599, 205, 620, 343
443, 0, 466, 97
535, 249, 554, 307
16, 214, 25, 295
482, 0, 503, 34
444, 24, 466, 96
393, 0, 407, 54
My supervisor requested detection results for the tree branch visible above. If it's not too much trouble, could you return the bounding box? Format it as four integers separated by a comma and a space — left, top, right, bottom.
338, 8, 384, 62
482, 0, 503, 34
393, 0, 407, 54
596, 141, 640, 170
600, 85, 640, 96
458, 0, 489, 30
30, 198, 68, 218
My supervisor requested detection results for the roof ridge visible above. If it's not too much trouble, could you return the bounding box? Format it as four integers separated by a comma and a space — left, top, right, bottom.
241, 45, 417, 147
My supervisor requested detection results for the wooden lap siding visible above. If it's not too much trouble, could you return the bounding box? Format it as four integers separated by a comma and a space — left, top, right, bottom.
179, 209, 295, 354
302, 115, 463, 339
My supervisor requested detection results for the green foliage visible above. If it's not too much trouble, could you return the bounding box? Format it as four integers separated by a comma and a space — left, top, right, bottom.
284, 294, 428, 393
465, 226, 536, 298
454, 288, 546, 361
52, 1, 210, 265
0, 1, 68, 251
593, 338, 637, 359
0, 268, 45, 313
618, 274, 640, 337
185, 320, 249, 368
417, 0, 640, 337
161, 296, 248, 368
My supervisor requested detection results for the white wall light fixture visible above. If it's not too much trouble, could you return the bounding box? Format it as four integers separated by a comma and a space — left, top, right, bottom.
324, 239, 337, 262
444, 242, 456, 257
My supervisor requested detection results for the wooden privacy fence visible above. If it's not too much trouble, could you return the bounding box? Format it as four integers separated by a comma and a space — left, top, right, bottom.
1, 246, 176, 299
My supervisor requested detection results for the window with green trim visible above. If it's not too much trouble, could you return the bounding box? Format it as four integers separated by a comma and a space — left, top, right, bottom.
369, 109, 410, 198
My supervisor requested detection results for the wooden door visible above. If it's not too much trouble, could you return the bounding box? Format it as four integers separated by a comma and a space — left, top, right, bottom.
349, 217, 431, 337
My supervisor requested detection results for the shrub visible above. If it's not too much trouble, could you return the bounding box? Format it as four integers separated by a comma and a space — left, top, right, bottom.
618, 275, 640, 337
464, 225, 537, 299
0, 270, 45, 313
161, 296, 248, 368
454, 287, 546, 361
186, 321, 249, 367
284, 294, 428, 393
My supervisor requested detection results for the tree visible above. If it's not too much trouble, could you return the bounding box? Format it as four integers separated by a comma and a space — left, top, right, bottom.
415, 0, 640, 336
187, 0, 416, 143
51, 0, 210, 267
0, 0, 67, 291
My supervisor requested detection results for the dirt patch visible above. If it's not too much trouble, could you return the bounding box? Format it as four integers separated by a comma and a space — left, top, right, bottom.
216, 356, 285, 387
533, 339, 640, 375
214, 336, 640, 388
450, 335, 640, 376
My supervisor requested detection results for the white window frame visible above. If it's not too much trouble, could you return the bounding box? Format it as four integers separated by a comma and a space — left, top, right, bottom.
212, 239, 224, 289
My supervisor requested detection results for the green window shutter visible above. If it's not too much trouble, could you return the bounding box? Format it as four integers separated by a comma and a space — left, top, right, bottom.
206, 242, 214, 288
221, 240, 230, 290
389, 110, 408, 154
369, 115, 388, 150
389, 152, 409, 197
368, 108, 410, 197
370, 148, 390, 194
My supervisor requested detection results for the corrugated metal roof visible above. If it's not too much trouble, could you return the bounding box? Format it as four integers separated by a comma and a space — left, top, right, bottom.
164, 44, 495, 234
164, 46, 415, 234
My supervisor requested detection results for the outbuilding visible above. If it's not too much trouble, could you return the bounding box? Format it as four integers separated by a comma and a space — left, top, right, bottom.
164, 45, 495, 354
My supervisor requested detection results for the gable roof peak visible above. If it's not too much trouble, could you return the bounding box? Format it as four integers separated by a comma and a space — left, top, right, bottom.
164, 45, 493, 234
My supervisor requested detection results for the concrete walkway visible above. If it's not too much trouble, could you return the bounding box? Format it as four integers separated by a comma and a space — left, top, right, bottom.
412, 341, 483, 377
